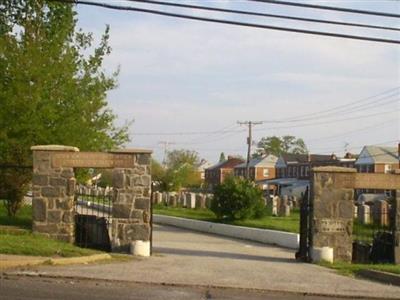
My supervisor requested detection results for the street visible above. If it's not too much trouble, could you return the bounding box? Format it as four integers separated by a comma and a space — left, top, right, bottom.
5, 224, 400, 299
0, 275, 360, 300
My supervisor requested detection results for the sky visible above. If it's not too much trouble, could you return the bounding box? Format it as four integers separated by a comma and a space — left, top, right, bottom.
75, 0, 400, 163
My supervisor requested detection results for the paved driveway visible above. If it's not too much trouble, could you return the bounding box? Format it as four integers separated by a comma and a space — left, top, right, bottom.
10, 224, 400, 299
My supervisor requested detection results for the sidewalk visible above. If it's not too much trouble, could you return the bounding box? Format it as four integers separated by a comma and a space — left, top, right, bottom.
0, 253, 111, 270
5, 224, 400, 299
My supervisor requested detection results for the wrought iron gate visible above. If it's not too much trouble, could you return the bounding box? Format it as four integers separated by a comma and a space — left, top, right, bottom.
74, 186, 113, 251
296, 186, 312, 262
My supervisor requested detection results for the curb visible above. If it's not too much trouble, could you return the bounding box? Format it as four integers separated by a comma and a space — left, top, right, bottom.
153, 214, 299, 249
357, 270, 400, 287
3, 272, 398, 300
0, 253, 112, 270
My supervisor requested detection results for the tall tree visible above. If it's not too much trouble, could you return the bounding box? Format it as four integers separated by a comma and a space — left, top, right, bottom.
219, 152, 226, 162
255, 135, 308, 157
0, 0, 130, 215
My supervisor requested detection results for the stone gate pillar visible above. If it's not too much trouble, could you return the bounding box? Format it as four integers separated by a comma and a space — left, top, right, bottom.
110, 149, 152, 252
311, 167, 356, 262
394, 190, 400, 264
31, 145, 77, 242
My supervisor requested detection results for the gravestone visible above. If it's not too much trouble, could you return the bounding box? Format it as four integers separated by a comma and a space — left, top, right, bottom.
373, 200, 389, 227
358, 204, 370, 225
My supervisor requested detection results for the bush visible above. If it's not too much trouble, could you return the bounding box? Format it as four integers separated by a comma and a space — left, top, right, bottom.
211, 176, 265, 220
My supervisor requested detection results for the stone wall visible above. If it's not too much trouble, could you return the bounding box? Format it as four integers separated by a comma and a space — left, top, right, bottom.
31, 145, 77, 243
311, 167, 356, 262
110, 150, 152, 252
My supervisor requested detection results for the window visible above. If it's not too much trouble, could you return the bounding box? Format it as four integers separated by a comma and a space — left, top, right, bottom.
305, 166, 309, 177
384, 164, 392, 174
263, 168, 269, 177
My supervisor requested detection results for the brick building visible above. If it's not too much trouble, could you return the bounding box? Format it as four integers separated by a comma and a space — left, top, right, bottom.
205, 156, 244, 189
233, 154, 278, 181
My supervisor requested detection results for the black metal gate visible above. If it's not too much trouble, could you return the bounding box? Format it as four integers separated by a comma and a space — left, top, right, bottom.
296, 186, 312, 262
74, 186, 113, 251
353, 203, 393, 264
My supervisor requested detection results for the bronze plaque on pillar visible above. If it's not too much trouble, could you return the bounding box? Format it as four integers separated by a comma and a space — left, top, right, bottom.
52, 152, 135, 168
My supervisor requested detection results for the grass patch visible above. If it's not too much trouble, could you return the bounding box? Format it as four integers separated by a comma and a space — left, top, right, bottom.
0, 200, 100, 257
319, 260, 400, 276
153, 205, 300, 233
0, 229, 100, 257
0, 200, 32, 229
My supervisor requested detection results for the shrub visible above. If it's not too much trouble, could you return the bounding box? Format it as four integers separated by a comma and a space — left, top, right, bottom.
211, 176, 265, 220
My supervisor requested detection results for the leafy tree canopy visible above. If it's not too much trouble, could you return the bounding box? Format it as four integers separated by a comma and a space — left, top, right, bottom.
255, 135, 308, 157
0, 0, 130, 215
152, 150, 202, 192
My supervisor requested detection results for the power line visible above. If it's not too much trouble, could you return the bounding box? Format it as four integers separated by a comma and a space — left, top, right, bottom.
126, 0, 400, 32
51, 0, 400, 44
262, 87, 400, 123
248, 0, 400, 18
255, 109, 399, 131
263, 94, 399, 124
306, 118, 398, 144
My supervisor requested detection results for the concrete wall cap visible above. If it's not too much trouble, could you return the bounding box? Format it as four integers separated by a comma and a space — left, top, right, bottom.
31, 145, 79, 152
109, 148, 153, 154
312, 166, 357, 173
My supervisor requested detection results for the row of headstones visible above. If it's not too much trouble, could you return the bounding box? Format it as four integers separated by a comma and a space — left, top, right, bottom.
153, 191, 213, 209
355, 199, 390, 226
266, 195, 298, 217
76, 185, 113, 196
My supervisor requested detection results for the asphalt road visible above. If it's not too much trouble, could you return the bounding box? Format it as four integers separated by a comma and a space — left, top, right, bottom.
20, 224, 400, 299
0, 276, 357, 300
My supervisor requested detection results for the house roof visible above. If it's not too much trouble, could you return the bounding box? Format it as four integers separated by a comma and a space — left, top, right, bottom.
355, 146, 398, 165
280, 153, 336, 163
206, 157, 245, 170
234, 154, 278, 168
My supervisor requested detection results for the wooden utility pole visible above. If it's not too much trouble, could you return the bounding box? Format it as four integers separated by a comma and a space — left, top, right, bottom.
158, 141, 175, 167
237, 121, 263, 179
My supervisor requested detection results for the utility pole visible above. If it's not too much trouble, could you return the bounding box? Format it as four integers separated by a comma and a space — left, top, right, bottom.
237, 121, 263, 179
158, 141, 175, 167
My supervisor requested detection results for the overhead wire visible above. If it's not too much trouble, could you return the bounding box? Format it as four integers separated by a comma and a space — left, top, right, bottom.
247, 0, 400, 18
50, 0, 400, 44
125, 0, 400, 32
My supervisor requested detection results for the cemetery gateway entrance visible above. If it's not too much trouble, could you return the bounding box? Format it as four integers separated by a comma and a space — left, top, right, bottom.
297, 166, 400, 264
31, 145, 152, 253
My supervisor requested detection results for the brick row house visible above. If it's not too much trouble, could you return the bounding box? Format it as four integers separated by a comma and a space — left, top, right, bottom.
354, 145, 399, 196
233, 154, 278, 181
204, 156, 244, 189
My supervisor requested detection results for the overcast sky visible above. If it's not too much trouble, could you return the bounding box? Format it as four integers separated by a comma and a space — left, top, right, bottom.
76, 0, 400, 163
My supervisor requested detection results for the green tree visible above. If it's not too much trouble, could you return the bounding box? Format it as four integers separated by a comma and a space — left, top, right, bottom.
156, 150, 201, 191
255, 135, 308, 157
211, 176, 265, 220
0, 0, 130, 215
219, 152, 226, 162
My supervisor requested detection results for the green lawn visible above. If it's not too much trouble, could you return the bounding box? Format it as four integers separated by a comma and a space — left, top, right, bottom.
0, 200, 100, 257
0, 201, 32, 230
319, 261, 400, 276
153, 205, 300, 233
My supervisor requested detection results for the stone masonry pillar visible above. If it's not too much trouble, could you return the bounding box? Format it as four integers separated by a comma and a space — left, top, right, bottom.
110, 149, 152, 252
311, 167, 356, 262
31, 145, 77, 243
394, 190, 400, 264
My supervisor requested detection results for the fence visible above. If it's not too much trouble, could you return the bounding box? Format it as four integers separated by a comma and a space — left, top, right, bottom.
74, 186, 113, 251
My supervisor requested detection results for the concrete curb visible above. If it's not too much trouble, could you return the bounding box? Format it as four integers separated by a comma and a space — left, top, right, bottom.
0, 253, 112, 270
153, 215, 299, 249
357, 270, 400, 286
